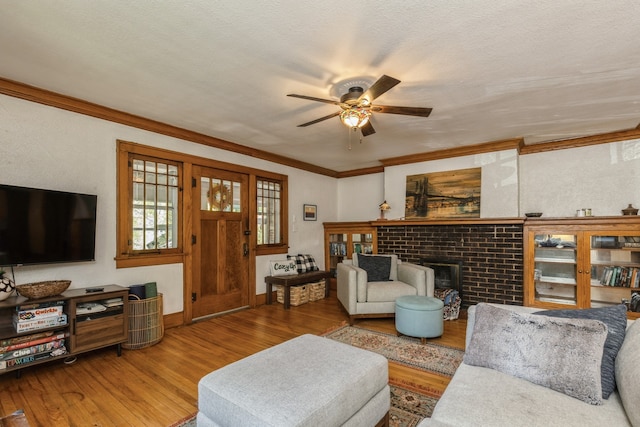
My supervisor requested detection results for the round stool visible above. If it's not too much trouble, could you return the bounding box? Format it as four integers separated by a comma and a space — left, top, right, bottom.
395, 295, 444, 344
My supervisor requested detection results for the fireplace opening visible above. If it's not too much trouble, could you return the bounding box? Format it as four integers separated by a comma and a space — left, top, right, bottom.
419, 258, 463, 299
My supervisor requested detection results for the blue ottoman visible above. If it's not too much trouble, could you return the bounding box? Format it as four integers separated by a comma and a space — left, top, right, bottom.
395, 295, 444, 344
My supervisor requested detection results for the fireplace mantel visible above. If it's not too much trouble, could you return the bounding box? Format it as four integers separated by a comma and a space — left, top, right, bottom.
370, 217, 524, 226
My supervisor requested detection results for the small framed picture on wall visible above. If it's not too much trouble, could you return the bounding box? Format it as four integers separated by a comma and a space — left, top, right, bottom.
303, 204, 317, 221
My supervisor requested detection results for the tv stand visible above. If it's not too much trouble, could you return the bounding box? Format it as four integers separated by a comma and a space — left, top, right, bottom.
0, 285, 129, 376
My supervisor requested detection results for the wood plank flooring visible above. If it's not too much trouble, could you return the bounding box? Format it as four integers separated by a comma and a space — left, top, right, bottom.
0, 296, 466, 427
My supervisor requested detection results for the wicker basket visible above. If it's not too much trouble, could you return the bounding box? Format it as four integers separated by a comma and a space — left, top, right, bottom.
276, 284, 309, 306
308, 281, 326, 302
122, 294, 164, 350
16, 280, 71, 299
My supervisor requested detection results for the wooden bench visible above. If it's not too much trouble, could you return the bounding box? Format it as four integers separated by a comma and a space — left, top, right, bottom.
264, 270, 332, 309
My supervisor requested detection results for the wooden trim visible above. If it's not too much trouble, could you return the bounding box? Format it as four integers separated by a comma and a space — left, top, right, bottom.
5, 77, 640, 178
0, 77, 338, 178
163, 311, 184, 329
519, 128, 640, 155
371, 217, 525, 226
335, 165, 385, 178
379, 138, 524, 168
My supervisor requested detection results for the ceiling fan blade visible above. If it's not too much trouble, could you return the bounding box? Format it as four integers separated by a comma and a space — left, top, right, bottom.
361, 121, 376, 137
371, 105, 433, 117
287, 94, 341, 105
296, 111, 340, 127
358, 75, 401, 104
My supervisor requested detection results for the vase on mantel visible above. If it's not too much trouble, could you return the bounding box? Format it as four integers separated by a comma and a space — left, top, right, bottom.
0, 271, 16, 301
622, 204, 639, 216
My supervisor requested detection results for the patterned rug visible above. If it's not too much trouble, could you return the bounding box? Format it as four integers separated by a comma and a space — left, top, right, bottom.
170, 326, 463, 427
324, 324, 464, 377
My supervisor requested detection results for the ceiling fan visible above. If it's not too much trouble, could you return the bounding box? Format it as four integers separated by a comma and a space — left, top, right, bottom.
287, 75, 432, 137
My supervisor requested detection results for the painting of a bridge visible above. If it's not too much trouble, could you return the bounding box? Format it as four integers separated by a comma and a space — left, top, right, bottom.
405, 167, 481, 219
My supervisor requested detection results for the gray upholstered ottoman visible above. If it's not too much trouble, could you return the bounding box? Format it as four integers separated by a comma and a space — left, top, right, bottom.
197, 334, 390, 427
395, 295, 444, 344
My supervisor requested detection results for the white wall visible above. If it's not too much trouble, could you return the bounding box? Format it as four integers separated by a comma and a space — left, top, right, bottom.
337, 150, 520, 219
4, 91, 639, 315
519, 140, 640, 217
336, 173, 384, 221
0, 94, 336, 314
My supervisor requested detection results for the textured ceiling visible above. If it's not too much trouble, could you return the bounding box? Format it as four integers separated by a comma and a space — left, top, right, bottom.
2, 1, 640, 172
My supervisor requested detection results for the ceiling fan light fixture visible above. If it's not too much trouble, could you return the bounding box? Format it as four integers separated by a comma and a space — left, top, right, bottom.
340, 107, 371, 128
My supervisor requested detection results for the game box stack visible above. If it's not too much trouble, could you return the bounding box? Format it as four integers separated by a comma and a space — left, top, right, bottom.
1, 301, 69, 369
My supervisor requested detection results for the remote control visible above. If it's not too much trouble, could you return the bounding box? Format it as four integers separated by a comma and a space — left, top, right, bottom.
85, 287, 104, 293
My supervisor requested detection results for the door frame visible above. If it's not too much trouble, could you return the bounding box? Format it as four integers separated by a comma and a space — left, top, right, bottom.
182, 163, 257, 324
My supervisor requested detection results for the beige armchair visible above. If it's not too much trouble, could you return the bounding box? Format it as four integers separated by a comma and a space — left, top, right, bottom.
337, 253, 435, 325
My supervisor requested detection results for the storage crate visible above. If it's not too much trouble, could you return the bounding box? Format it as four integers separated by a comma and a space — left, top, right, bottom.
276, 285, 309, 306
308, 281, 326, 301
123, 294, 164, 350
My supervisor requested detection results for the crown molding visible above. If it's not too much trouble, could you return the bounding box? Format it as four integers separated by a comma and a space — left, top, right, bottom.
0, 77, 339, 178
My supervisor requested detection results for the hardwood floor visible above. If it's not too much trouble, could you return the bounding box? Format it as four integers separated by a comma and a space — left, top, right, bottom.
0, 296, 467, 427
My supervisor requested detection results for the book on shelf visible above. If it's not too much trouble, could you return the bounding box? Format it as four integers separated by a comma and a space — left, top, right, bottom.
0, 345, 67, 370
13, 314, 68, 333
599, 266, 640, 287
0, 330, 54, 347
0, 331, 69, 353
15, 305, 64, 322
0, 338, 66, 361
16, 300, 65, 311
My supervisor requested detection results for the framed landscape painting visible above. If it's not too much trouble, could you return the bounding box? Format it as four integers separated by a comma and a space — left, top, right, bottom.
405, 167, 481, 219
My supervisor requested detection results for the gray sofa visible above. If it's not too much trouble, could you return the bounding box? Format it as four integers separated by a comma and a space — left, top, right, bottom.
422, 303, 640, 427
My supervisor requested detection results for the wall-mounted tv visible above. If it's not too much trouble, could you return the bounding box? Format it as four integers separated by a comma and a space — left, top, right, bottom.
0, 184, 97, 266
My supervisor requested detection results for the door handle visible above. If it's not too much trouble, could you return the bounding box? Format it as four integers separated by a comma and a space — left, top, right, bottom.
243, 243, 249, 257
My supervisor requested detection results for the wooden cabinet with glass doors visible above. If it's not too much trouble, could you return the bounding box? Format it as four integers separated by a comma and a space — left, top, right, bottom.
524, 216, 640, 319
323, 222, 377, 289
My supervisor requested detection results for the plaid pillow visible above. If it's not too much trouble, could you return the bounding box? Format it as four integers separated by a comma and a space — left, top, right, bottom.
286, 254, 319, 273
287, 254, 307, 273
299, 254, 319, 272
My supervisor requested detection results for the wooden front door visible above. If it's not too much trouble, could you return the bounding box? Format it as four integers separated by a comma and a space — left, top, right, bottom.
191, 166, 250, 319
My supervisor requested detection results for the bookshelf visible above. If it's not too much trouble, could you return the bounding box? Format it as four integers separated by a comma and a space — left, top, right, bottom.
323, 222, 377, 289
0, 285, 128, 375
524, 216, 640, 319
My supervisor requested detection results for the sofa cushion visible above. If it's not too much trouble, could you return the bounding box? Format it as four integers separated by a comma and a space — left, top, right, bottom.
534, 304, 627, 399
367, 281, 418, 302
426, 363, 631, 427
356, 255, 392, 282
464, 303, 608, 405
616, 319, 640, 427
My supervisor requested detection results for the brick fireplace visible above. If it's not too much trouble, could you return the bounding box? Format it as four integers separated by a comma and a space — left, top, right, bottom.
419, 258, 463, 299
376, 222, 524, 308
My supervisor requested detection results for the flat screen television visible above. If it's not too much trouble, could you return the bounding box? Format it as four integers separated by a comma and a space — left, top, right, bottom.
0, 184, 97, 266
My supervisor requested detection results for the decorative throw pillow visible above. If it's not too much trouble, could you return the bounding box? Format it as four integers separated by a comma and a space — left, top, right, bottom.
615, 320, 640, 427
269, 260, 298, 276
464, 303, 608, 405
298, 254, 319, 272
287, 254, 307, 274
534, 304, 627, 399
357, 255, 391, 282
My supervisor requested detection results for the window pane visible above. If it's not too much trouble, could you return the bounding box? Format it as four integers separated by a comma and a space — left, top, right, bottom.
256, 178, 281, 245
130, 155, 180, 252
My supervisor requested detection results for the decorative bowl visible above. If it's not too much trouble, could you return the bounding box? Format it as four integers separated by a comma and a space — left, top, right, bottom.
16, 280, 71, 299
525, 212, 543, 217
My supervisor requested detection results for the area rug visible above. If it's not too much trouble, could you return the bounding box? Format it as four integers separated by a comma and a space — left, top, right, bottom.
323, 324, 464, 377
169, 381, 438, 427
